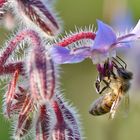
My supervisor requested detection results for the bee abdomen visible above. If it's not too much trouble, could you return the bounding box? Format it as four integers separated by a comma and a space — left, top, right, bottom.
89, 93, 115, 116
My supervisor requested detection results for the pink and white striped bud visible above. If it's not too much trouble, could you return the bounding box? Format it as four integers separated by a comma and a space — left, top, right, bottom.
26, 31, 58, 102
51, 100, 66, 140
28, 50, 58, 102
7, 0, 62, 36
14, 94, 34, 139
35, 104, 54, 140
53, 94, 83, 140
0, 28, 58, 103
9, 89, 27, 115
4, 70, 19, 118
33, 94, 83, 140
14, 116, 32, 139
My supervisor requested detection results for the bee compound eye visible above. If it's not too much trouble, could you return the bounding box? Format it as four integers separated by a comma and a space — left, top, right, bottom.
117, 68, 133, 80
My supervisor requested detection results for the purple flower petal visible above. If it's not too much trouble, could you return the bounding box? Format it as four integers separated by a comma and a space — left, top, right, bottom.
116, 42, 132, 49
50, 46, 90, 64
92, 20, 117, 51
117, 20, 140, 44
115, 34, 135, 49
131, 19, 140, 37
115, 20, 140, 48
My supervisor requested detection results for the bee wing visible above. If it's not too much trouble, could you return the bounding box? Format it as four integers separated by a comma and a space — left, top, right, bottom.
122, 93, 130, 118
109, 89, 123, 119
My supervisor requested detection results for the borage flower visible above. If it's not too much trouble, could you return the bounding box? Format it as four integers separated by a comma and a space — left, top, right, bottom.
50, 20, 140, 90
50, 20, 140, 65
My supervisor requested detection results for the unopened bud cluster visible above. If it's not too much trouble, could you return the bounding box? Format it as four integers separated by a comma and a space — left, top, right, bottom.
0, 0, 83, 140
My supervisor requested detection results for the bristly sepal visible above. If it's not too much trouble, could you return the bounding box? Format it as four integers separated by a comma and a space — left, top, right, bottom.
55, 27, 95, 49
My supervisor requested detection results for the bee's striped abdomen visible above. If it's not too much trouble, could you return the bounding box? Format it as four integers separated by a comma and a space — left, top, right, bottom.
89, 93, 116, 116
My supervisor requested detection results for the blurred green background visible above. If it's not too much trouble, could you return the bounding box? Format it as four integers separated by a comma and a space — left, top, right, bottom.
1, 0, 140, 139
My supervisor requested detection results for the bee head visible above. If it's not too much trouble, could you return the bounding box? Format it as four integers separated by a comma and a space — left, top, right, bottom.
117, 68, 133, 80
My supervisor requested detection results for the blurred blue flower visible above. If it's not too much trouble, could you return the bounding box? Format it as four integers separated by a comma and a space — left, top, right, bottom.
50, 20, 140, 64
111, 10, 134, 33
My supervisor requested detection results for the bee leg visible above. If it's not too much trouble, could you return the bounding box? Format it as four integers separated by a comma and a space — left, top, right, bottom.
109, 100, 119, 119
98, 86, 108, 94
98, 79, 110, 94
111, 71, 117, 79
95, 75, 102, 93
109, 90, 121, 119
95, 79, 100, 93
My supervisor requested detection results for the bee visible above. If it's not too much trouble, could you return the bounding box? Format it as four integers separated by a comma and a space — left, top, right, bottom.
89, 64, 133, 119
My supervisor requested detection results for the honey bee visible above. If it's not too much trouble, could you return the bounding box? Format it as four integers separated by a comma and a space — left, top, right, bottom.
89, 68, 133, 119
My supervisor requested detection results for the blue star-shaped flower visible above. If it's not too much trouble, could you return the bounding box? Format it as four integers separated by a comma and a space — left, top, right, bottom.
50, 20, 140, 64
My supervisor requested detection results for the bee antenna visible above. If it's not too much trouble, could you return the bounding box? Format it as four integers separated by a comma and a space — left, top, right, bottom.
112, 61, 118, 69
